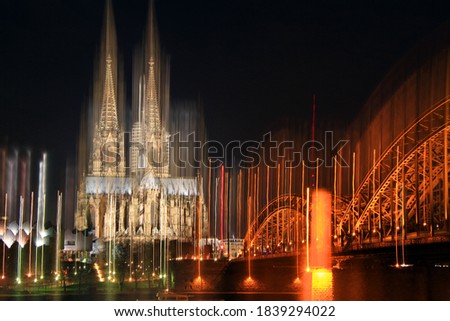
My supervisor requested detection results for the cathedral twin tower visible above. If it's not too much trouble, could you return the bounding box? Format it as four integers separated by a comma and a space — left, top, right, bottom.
74, 1, 205, 256
90, 0, 168, 179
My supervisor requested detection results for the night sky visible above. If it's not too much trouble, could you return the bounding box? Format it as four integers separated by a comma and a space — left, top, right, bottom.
1, 0, 450, 168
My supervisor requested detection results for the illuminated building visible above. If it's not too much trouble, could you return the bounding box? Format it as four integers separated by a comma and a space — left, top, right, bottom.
73, 1, 207, 261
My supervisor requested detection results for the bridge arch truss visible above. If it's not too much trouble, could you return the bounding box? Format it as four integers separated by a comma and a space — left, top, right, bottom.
245, 99, 450, 254
243, 194, 347, 255
336, 98, 450, 247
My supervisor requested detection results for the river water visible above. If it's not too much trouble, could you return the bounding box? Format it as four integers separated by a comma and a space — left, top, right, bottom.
1, 245, 449, 300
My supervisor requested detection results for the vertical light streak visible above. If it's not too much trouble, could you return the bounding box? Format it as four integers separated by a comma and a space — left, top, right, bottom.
74, 216, 78, 277
152, 193, 156, 272
395, 146, 399, 267
41, 153, 47, 280
266, 166, 269, 251
17, 195, 24, 284
178, 191, 181, 260
34, 161, 42, 282
289, 164, 292, 246
208, 159, 212, 242
35, 153, 47, 281
17, 195, 24, 283
277, 164, 280, 245
377, 149, 382, 237
220, 165, 224, 243
129, 205, 133, 281
281, 162, 285, 249
108, 193, 112, 280
247, 194, 251, 279
301, 161, 305, 242
55, 192, 62, 280
428, 141, 433, 236
372, 149, 376, 235
2, 193, 7, 279
445, 109, 448, 223
311, 190, 331, 269
238, 170, 242, 239
352, 152, 355, 234
41, 192, 46, 280
112, 193, 116, 281
401, 144, 406, 266
28, 192, 34, 277
196, 174, 201, 278
214, 177, 218, 257
312, 95, 316, 157
423, 141, 427, 229
333, 156, 337, 239
165, 190, 169, 290
224, 171, 229, 258
228, 171, 232, 259
310, 158, 318, 259
315, 159, 319, 243
306, 187, 310, 272
255, 167, 259, 254
200, 175, 204, 263
159, 192, 163, 280
247, 168, 251, 279
316, 159, 319, 190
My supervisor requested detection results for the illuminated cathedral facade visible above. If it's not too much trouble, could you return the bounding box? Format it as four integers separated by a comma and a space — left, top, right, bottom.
73, 1, 207, 257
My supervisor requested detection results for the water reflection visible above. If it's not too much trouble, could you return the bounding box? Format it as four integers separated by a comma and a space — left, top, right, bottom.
192, 276, 209, 290
311, 268, 333, 300
302, 268, 334, 300
241, 276, 262, 290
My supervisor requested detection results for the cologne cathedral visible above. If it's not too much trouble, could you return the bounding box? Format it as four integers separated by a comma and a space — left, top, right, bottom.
73, 0, 208, 266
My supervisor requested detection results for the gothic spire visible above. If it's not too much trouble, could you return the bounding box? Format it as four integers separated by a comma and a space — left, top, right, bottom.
99, 54, 119, 132
99, 0, 119, 132
146, 0, 161, 135
146, 57, 161, 134
90, 0, 125, 177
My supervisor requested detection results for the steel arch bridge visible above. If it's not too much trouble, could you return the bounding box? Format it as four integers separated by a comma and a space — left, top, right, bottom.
336, 98, 450, 247
243, 193, 348, 255
245, 98, 450, 254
